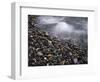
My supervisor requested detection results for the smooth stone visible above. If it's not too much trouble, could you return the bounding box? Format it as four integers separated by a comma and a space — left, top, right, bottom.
73, 58, 78, 63
69, 52, 72, 55
37, 51, 43, 56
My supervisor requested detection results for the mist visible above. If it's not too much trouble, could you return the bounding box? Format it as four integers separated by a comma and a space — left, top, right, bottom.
35, 15, 88, 48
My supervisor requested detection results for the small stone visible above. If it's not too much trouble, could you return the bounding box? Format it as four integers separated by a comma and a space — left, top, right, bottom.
48, 56, 53, 60
73, 58, 78, 64
29, 54, 31, 57
69, 52, 72, 55
48, 40, 52, 44
31, 42, 33, 44
59, 54, 62, 57
30, 35, 33, 38
32, 62, 35, 65
37, 51, 43, 56
60, 60, 65, 65
45, 32, 49, 36
32, 47, 35, 50
47, 63, 49, 66
32, 58, 36, 62
36, 48, 40, 51
44, 57, 47, 60
48, 54, 52, 57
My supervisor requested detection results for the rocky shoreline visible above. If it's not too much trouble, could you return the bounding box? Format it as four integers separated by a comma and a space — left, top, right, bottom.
28, 27, 87, 66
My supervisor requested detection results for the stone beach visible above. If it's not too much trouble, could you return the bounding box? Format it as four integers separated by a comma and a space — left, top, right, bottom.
28, 15, 88, 66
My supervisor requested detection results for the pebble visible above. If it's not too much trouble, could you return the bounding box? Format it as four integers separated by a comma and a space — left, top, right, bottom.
44, 57, 47, 60
60, 60, 65, 65
73, 58, 78, 64
45, 32, 49, 36
48, 40, 52, 45
36, 48, 40, 51
30, 35, 33, 38
32, 58, 36, 62
37, 51, 43, 56
69, 52, 72, 56
47, 54, 53, 57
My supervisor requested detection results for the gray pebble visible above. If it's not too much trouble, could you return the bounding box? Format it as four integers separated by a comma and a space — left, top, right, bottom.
69, 52, 72, 56
73, 58, 78, 63
37, 51, 43, 56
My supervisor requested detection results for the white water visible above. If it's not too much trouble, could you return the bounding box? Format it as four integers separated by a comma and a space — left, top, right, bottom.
54, 22, 73, 33
37, 16, 86, 35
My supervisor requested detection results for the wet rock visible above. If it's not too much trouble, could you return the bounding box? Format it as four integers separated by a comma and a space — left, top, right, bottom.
36, 48, 40, 51
60, 60, 65, 65
45, 32, 49, 36
47, 54, 53, 57
37, 51, 43, 56
47, 63, 49, 66
44, 57, 47, 60
32, 58, 36, 62
73, 58, 78, 64
69, 52, 72, 56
